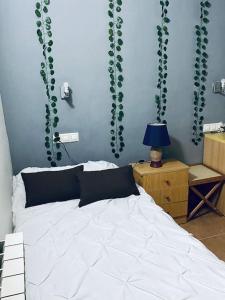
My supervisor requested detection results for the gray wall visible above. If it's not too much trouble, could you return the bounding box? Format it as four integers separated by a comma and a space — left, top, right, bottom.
0, 0, 225, 174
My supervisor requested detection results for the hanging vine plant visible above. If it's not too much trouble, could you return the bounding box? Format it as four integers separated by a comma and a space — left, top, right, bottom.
192, 0, 211, 145
155, 0, 170, 124
108, 0, 125, 159
35, 0, 62, 166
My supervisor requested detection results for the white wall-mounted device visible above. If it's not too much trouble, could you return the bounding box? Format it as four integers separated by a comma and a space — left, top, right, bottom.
61, 82, 71, 100
54, 132, 79, 143
203, 122, 224, 133
212, 79, 225, 95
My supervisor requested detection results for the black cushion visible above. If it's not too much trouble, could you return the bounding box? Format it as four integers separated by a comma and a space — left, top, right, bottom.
22, 165, 84, 208
78, 165, 140, 207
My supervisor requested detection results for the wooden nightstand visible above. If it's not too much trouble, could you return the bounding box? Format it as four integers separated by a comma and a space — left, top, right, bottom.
133, 160, 189, 224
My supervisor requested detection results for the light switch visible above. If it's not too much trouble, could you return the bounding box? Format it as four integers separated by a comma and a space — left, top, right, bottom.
203, 122, 223, 133
54, 132, 79, 143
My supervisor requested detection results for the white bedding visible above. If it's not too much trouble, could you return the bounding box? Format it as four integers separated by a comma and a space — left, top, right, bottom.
14, 162, 225, 300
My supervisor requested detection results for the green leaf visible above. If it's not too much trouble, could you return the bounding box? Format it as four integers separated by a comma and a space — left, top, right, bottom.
118, 75, 124, 81
203, 18, 209, 24
37, 29, 42, 36
118, 38, 123, 46
36, 20, 42, 27
164, 17, 170, 23
46, 17, 51, 24
117, 16, 123, 24
205, 1, 211, 8
43, 6, 48, 13
36, 3, 41, 9
35, 9, 41, 18
48, 56, 54, 63
51, 161, 57, 167
108, 10, 113, 18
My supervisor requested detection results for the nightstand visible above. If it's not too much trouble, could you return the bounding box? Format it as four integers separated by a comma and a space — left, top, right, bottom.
133, 160, 189, 224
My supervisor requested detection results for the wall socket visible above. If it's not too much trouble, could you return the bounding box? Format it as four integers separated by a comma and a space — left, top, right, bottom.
203, 122, 223, 133
54, 132, 79, 143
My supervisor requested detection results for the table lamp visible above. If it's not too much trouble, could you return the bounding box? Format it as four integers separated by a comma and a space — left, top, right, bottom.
143, 123, 171, 168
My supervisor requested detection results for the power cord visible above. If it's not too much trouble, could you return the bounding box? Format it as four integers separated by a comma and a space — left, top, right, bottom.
59, 141, 78, 165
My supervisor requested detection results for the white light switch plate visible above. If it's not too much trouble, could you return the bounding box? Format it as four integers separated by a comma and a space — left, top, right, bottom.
203, 122, 223, 133
54, 132, 79, 143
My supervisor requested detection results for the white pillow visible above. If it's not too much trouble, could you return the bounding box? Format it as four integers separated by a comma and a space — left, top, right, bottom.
12, 161, 118, 216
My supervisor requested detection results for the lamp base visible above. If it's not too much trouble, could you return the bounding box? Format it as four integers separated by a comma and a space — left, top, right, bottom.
150, 148, 163, 168
150, 160, 162, 168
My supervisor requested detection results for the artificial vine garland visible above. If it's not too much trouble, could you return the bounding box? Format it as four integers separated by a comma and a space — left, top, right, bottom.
155, 0, 170, 124
108, 0, 125, 159
192, 0, 211, 145
35, 0, 62, 166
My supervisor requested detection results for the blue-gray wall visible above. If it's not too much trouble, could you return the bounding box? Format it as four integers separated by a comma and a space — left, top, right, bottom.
0, 0, 225, 174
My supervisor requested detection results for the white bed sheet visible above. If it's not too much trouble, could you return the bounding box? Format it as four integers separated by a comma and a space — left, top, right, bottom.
14, 184, 225, 299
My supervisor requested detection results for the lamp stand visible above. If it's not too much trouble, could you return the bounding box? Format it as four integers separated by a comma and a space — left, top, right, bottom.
150, 147, 162, 168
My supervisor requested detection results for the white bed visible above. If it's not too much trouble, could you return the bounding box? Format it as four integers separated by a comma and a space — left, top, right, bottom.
13, 161, 225, 300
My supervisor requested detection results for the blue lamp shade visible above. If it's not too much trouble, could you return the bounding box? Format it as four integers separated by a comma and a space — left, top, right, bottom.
143, 123, 171, 147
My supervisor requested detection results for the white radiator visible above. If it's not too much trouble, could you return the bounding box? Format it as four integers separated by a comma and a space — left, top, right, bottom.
0, 233, 25, 300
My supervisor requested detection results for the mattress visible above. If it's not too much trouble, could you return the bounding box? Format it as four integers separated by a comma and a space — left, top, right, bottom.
13, 163, 225, 300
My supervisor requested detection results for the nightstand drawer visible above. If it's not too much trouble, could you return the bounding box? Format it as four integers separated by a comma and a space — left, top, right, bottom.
142, 171, 188, 192
160, 171, 188, 189
161, 201, 188, 218
150, 187, 188, 206
160, 187, 188, 205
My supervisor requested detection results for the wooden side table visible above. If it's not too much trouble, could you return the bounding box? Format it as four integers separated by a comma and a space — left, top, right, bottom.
188, 165, 224, 221
203, 133, 225, 215
132, 160, 189, 224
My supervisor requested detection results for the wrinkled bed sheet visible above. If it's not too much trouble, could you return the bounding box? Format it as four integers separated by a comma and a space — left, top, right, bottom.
14, 188, 225, 300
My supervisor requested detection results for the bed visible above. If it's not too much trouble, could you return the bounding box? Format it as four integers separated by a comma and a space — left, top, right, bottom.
1, 95, 225, 300
12, 161, 225, 300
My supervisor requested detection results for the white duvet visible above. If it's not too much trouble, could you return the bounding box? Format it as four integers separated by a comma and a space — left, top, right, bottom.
13, 162, 225, 300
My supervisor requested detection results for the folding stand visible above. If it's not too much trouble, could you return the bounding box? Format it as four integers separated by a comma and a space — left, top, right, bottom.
188, 165, 224, 221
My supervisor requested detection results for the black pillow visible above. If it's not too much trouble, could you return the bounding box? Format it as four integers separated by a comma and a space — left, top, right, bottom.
78, 165, 140, 208
22, 165, 84, 208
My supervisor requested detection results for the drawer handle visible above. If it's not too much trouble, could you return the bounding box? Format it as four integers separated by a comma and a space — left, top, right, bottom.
165, 196, 171, 202
165, 180, 171, 186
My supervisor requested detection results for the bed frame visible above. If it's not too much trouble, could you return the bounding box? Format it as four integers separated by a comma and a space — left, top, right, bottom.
0, 97, 25, 299
0, 95, 13, 240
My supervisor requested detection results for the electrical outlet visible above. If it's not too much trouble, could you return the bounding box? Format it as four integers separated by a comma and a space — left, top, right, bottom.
203, 122, 223, 133
54, 132, 79, 143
